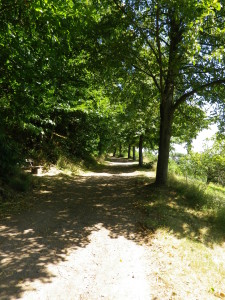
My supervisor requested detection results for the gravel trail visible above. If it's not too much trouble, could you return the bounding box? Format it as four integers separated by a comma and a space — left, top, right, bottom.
0, 159, 156, 300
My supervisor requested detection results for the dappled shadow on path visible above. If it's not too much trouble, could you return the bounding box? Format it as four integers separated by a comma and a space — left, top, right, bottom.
0, 158, 152, 300
1, 157, 224, 299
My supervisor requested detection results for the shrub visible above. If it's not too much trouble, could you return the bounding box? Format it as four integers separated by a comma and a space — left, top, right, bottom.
0, 130, 21, 180
168, 159, 182, 176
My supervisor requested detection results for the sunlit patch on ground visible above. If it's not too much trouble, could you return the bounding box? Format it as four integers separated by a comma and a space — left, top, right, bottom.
21, 224, 152, 300
106, 161, 138, 166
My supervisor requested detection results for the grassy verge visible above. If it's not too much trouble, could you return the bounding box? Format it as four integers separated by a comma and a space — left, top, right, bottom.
168, 175, 225, 231
141, 174, 225, 298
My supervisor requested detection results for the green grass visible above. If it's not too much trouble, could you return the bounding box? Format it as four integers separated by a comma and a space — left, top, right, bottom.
168, 175, 211, 209
56, 155, 83, 175
141, 174, 225, 297
142, 173, 225, 244
56, 154, 102, 175
208, 183, 225, 194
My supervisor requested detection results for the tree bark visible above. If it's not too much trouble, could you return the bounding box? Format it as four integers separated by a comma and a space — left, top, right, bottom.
133, 146, 136, 161
139, 135, 143, 167
98, 141, 103, 156
155, 97, 174, 185
119, 143, 122, 157
128, 144, 131, 159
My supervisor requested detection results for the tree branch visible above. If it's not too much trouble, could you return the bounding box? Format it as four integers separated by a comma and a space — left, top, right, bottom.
132, 64, 161, 92
112, 0, 162, 80
173, 79, 225, 112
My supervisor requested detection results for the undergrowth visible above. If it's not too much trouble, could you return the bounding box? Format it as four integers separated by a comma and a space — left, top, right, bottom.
56, 155, 101, 174
56, 156, 83, 175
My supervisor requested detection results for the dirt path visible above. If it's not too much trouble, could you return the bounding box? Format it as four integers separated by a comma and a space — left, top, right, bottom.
0, 158, 158, 300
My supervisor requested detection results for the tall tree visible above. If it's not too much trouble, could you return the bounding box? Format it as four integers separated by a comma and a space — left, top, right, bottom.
98, 0, 225, 185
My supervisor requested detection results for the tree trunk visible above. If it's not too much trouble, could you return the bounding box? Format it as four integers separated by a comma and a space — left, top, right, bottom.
113, 147, 116, 157
98, 141, 103, 156
119, 143, 122, 157
139, 135, 143, 167
155, 98, 174, 185
133, 146, 136, 161
128, 144, 131, 159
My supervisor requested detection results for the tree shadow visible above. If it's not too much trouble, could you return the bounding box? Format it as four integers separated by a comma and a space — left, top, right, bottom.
140, 184, 225, 247
0, 158, 224, 299
0, 164, 148, 299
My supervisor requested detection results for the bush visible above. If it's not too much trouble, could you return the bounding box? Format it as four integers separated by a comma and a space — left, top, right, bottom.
168, 159, 182, 176
0, 130, 21, 180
